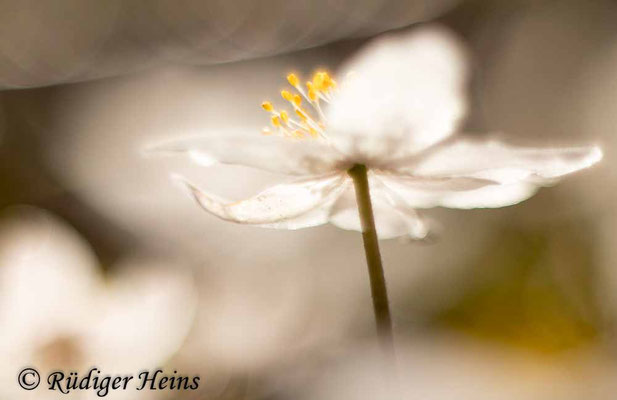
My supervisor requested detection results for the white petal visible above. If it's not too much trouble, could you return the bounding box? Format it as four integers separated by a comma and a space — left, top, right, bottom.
407, 139, 603, 184
257, 179, 352, 230
327, 25, 468, 162
87, 262, 196, 371
329, 183, 428, 240
176, 173, 348, 225
439, 184, 539, 209
147, 135, 346, 175
379, 174, 538, 209
377, 174, 494, 192
0, 208, 100, 341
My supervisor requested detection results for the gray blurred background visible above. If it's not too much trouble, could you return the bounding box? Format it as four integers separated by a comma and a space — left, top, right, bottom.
1, 0, 616, 399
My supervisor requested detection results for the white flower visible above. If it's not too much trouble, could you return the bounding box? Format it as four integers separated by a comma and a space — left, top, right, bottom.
0, 207, 196, 399
153, 25, 602, 240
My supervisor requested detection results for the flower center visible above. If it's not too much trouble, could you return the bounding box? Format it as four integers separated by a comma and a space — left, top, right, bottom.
34, 334, 84, 371
260, 71, 337, 139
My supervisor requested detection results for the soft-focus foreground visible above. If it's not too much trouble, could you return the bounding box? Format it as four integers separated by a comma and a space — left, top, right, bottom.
1, 1, 616, 399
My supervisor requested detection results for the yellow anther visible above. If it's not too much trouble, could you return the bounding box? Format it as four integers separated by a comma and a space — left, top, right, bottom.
324, 72, 334, 84
260, 71, 334, 139
312, 72, 326, 91
306, 82, 318, 101
281, 90, 293, 101
308, 89, 317, 101
313, 71, 335, 91
287, 73, 299, 87
262, 101, 274, 112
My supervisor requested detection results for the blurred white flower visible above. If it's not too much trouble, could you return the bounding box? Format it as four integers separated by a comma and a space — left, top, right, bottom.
154, 25, 601, 240
0, 0, 461, 88
0, 207, 196, 399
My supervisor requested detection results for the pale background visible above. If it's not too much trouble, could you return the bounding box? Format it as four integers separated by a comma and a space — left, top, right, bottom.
1, 0, 616, 399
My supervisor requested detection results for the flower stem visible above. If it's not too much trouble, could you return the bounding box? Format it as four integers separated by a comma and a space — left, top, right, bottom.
348, 164, 395, 355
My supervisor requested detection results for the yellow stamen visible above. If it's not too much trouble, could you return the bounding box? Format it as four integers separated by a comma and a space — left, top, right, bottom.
260, 71, 333, 139
281, 90, 293, 101
261, 101, 274, 112
312, 71, 335, 92
287, 73, 299, 87
305, 82, 318, 101
308, 89, 318, 101
313, 72, 323, 90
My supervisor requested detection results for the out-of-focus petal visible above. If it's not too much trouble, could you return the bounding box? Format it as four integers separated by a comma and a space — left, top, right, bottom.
147, 135, 347, 176
0, 207, 100, 341
327, 25, 468, 162
176, 173, 348, 225
329, 182, 428, 240
0, 0, 461, 88
404, 139, 603, 184
87, 261, 196, 371
379, 174, 538, 209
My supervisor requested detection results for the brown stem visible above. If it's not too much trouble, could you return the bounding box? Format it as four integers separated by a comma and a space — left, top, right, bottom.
348, 164, 395, 356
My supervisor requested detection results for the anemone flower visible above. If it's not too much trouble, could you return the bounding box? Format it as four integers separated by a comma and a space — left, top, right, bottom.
0, 208, 196, 399
152, 25, 602, 354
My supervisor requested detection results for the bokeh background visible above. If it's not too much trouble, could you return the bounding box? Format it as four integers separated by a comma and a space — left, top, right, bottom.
1, 0, 616, 398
